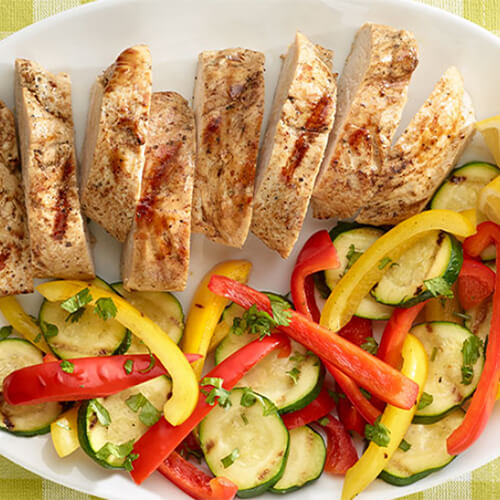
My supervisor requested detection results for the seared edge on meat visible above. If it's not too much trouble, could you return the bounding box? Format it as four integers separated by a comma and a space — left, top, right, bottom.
356, 66, 475, 226
251, 32, 337, 258
15, 59, 94, 280
312, 23, 418, 219
0, 101, 33, 296
81, 45, 152, 242
192, 48, 265, 248
121, 92, 195, 291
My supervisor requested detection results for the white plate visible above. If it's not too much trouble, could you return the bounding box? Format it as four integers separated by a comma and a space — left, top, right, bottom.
0, 0, 499, 498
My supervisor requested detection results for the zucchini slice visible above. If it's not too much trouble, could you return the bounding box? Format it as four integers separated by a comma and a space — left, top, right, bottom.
215, 303, 323, 414
199, 388, 289, 498
270, 425, 325, 494
372, 231, 462, 307
0, 339, 63, 436
430, 161, 500, 212
380, 408, 465, 486
39, 277, 128, 359
111, 283, 183, 352
78, 375, 171, 469
411, 322, 484, 423
325, 224, 394, 320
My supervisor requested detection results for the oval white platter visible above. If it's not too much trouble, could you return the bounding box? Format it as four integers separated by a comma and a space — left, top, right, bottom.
0, 0, 498, 499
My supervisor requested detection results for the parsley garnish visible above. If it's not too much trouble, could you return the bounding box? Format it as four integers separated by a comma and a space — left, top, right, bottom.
241, 413, 248, 425
361, 337, 378, 355
0, 326, 13, 340
423, 277, 453, 299
318, 417, 330, 426
430, 346, 438, 362
221, 448, 239, 468
399, 439, 411, 452
200, 377, 232, 409
124, 359, 134, 374
60, 360, 74, 374
289, 352, 306, 363
179, 444, 203, 462
417, 392, 433, 410
65, 307, 85, 324
365, 416, 391, 447
360, 388, 372, 400
345, 244, 363, 273
239, 387, 277, 416
286, 367, 301, 384
327, 389, 345, 404
95, 440, 137, 470
33, 333, 42, 344
94, 297, 117, 321
124, 452, 139, 472
125, 392, 161, 427
138, 352, 156, 374
40, 319, 58, 338
378, 257, 392, 270
89, 399, 111, 426
60, 288, 93, 313
461, 335, 483, 385
269, 296, 292, 327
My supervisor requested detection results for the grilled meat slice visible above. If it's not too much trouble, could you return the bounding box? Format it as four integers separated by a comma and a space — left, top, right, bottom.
0, 101, 33, 296
251, 32, 337, 258
192, 48, 265, 248
81, 45, 152, 242
121, 92, 195, 291
312, 23, 418, 219
356, 66, 475, 226
15, 59, 94, 280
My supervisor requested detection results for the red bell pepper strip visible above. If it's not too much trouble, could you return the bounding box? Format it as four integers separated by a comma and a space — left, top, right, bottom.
208, 276, 419, 410
377, 301, 427, 369
281, 386, 336, 429
337, 395, 366, 435
130, 334, 290, 484
457, 258, 496, 310
318, 414, 358, 475
3, 353, 200, 405
447, 222, 500, 455
158, 452, 238, 500
338, 316, 372, 346
291, 230, 339, 322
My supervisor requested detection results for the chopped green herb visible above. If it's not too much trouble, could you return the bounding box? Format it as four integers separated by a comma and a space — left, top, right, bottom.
200, 377, 232, 409
289, 352, 306, 363
95, 440, 134, 466
399, 439, 412, 452
0, 325, 13, 340
430, 347, 438, 362
29, 314, 40, 326
123, 452, 139, 472
180, 445, 203, 462
40, 319, 58, 338
365, 416, 391, 447
126, 393, 148, 412
94, 297, 117, 321
423, 277, 454, 299
318, 417, 330, 426
89, 399, 111, 426
461, 335, 483, 385
65, 308, 85, 324
269, 296, 292, 327
125, 392, 161, 427
378, 257, 392, 270
454, 311, 471, 321
124, 359, 134, 374
286, 367, 301, 384
359, 388, 372, 400
33, 333, 42, 344
239, 387, 277, 416
60, 288, 92, 313
345, 244, 363, 273
138, 352, 156, 374
60, 360, 74, 374
56, 421, 71, 431
327, 390, 345, 404
361, 337, 378, 355
221, 448, 239, 468
417, 392, 433, 410
241, 413, 248, 425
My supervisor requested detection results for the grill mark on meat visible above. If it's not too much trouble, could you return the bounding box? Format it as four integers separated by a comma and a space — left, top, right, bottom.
0, 251, 9, 272
281, 94, 334, 184
52, 154, 74, 241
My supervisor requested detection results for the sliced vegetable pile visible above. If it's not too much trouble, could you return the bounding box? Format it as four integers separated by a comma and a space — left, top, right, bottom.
1, 157, 500, 499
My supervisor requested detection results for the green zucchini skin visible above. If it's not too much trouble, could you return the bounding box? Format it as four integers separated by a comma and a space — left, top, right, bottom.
373, 232, 463, 308
411, 322, 483, 423
199, 389, 289, 498
269, 425, 326, 494
380, 409, 464, 486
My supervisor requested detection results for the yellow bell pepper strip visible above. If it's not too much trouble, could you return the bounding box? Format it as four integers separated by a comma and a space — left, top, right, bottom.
497, 384, 500, 400
321, 210, 475, 332
36, 281, 198, 426
0, 296, 49, 353
182, 260, 252, 378
341, 334, 428, 500
51, 406, 80, 458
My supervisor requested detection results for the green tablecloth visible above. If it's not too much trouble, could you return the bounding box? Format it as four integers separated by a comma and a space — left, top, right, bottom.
0, 0, 498, 498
